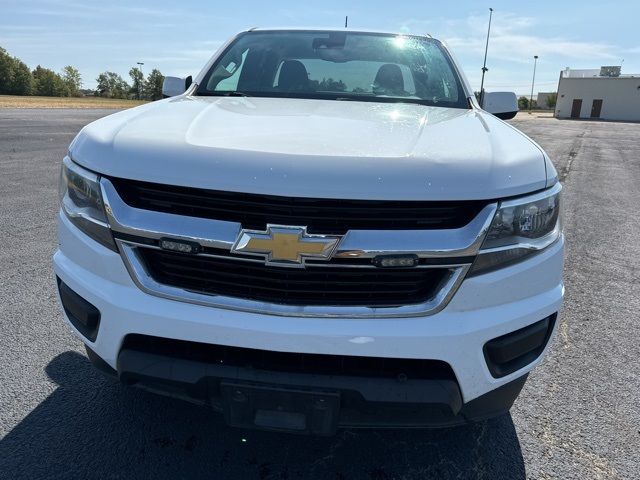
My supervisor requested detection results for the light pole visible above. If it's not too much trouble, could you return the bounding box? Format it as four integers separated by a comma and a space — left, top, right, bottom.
136, 61, 144, 100
529, 55, 538, 113
479, 7, 493, 108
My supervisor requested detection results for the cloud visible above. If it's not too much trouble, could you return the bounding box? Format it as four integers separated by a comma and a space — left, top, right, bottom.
397, 11, 623, 92
12, 0, 230, 22
2, 4, 630, 93
436, 12, 618, 63
145, 44, 224, 66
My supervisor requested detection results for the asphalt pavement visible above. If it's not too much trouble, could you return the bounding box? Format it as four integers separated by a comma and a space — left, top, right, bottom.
0, 108, 638, 479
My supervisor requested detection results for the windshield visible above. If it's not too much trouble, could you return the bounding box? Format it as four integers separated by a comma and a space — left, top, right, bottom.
196, 31, 469, 108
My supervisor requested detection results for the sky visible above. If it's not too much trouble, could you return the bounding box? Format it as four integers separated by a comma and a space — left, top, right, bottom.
1, 0, 639, 95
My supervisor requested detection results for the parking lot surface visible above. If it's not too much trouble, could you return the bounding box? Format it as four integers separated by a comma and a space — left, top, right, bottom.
1, 109, 638, 479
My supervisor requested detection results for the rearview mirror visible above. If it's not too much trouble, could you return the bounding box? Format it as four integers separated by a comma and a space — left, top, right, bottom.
162, 76, 192, 98
483, 92, 518, 120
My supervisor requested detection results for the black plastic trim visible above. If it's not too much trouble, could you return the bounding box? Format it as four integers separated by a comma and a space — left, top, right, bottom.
494, 110, 518, 120
459, 373, 528, 421
138, 248, 449, 307
120, 334, 456, 381
96, 335, 532, 429
85, 345, 117, 378
56, 277, 101, 342
483, 314, 556, 378
109, 175, 488, 235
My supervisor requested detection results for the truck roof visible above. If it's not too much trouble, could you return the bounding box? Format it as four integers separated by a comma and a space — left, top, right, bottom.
244, 27, 433, 39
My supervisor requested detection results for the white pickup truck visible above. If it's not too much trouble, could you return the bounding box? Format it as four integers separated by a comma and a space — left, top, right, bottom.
55, 28, 563, 435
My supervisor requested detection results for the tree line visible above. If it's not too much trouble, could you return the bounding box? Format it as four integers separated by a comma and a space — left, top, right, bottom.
0, 46, 164, 101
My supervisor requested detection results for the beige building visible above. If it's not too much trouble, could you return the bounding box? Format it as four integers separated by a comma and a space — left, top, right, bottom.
555, 67, 640, 121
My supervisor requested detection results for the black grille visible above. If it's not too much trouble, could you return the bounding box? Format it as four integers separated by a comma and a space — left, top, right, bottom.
139, 249, 448, 307
122, 334, 456, 381
110, 177, 487, 234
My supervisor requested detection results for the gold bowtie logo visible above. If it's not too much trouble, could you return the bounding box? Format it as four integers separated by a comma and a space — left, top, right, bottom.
231, 225, 341, 267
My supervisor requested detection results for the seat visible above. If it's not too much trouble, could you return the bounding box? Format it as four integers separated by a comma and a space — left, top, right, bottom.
373, 64, 405, 96
423, 76, 446, 100
276, 60, 309, 91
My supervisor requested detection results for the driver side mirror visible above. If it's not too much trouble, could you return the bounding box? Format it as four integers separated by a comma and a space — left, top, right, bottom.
483, 92, 518, 120
162, 75, 192, 98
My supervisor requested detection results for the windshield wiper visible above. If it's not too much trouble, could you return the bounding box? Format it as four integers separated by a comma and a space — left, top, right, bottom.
199, 91, 252, 97
334, 95, 430, 106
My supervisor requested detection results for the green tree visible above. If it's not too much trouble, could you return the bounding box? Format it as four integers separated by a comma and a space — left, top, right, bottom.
518, 96, 529, 110
11, 57, 33, 95
32, 65, 68, 96
62, 66, 82, 97
317, 77, 346, 92
0, 49, 33, 95
0, 47, 13, 94
129, 67, 144, 99
10, 59, 33, 95
545, 92, 557, 109
144, 68, 164, 100
96, 71, 130, 99
95, 72, 110, 97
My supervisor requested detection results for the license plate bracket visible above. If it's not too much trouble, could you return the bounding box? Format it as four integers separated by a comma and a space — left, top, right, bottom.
220, 382, 340, 436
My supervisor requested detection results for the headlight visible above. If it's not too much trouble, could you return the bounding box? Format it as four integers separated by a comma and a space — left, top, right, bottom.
59, 156, 117, 251
469, 183, 562, 275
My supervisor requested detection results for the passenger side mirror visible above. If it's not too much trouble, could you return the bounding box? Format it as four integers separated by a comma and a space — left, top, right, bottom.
483, 92, 518, 120
162, 75, 192, 98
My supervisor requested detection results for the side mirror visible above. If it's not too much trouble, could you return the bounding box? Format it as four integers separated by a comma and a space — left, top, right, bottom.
162, 75, 192, 98
483, 92, 518, 120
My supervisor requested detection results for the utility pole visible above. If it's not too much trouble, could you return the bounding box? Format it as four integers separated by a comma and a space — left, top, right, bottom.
345, 16, 348, 28
479, 7, 493, 108
529, 55, 538, 113
136, 61, 144, 100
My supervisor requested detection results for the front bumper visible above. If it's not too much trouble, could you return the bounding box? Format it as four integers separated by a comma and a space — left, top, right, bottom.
54, 211, 564, 421
86, 342, 529, 432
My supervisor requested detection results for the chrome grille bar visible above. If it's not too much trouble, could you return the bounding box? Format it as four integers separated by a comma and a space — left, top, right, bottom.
101, 178, 497, 260
100, 177, 497, 317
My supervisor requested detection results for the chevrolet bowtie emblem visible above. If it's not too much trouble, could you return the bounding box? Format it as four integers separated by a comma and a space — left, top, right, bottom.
231, 225, 341, 267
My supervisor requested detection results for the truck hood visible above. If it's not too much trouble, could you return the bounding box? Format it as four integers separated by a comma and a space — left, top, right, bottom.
70, 96, 547, 200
